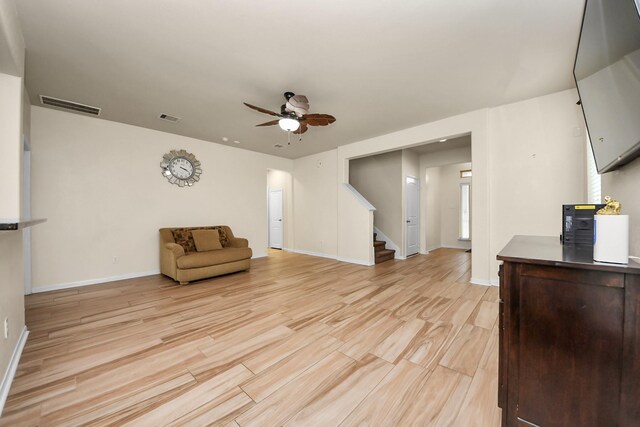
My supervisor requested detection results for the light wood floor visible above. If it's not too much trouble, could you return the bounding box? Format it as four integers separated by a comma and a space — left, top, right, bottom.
1, 248, 501, 426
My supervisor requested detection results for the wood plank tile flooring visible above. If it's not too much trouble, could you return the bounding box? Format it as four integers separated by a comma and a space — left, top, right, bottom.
1, 248, 500, 426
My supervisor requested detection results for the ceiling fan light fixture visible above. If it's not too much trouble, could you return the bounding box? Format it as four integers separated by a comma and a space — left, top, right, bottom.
278, 117, 300, 132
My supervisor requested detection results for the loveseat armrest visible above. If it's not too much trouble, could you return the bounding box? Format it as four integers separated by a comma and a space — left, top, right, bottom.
164, 242, 185, 257
229, 237, 249, 248
160, 243, 185, 280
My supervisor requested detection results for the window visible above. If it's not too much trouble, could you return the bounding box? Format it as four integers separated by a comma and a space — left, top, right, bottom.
587, 138, 601, 204
460, 170, 472, 178
460, 183, 471, 240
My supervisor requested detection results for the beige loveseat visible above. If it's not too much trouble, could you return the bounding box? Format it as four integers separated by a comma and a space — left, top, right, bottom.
159, 226, 252, 284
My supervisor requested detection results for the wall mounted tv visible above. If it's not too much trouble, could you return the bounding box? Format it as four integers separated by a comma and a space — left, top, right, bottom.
574, 0, 640, 173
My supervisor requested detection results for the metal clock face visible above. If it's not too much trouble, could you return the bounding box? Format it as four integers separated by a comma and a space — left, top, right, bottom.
160, 149, 202, 187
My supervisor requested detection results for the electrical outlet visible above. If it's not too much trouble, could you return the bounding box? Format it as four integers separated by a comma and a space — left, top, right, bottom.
3, 317, 8, 339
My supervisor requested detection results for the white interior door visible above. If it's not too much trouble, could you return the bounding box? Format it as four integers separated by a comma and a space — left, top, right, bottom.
269, 189, 283, 249
406, 176, 419, 256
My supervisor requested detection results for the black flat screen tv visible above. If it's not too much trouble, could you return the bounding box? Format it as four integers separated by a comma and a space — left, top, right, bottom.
574, 0, 640, 173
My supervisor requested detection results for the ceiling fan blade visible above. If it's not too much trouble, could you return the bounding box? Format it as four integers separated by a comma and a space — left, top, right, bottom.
303, 114, 336, 126
293, 122, 308, 134
256, 119, 280, 127
243, 102, 280, 117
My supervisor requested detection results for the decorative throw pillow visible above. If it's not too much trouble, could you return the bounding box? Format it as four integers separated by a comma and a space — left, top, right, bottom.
213, 226, 231, 247
192, 229, 223, 251
172, 228, 197, 252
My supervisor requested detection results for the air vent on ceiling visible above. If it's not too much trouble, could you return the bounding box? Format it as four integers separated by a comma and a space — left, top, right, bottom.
158, 113, 181, 123
40, 95, 101, 116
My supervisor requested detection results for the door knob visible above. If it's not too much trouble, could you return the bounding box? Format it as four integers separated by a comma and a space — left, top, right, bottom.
406, 220, 410, 223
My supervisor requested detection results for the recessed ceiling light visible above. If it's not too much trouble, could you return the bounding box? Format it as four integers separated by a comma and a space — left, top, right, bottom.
233, 140, 241, 144
439, 138, 448, 142
222, 137, 229, 142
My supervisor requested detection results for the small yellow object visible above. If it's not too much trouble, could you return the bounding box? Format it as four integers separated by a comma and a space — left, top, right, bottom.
575, 205, 596, 210
596, 196, 621, 215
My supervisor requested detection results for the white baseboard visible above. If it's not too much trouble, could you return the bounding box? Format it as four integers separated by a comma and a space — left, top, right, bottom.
284, 248, 337, 260
31, 270, 161, 294
419, 250, 430, 255
336, 256, 374, 266
0, 326, 29, 417
470, 277, 499, 287
252, 252, 267, 259
441, 244, 472, 250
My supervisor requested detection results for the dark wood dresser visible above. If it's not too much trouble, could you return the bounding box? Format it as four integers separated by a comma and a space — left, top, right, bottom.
497, 236, 640, 427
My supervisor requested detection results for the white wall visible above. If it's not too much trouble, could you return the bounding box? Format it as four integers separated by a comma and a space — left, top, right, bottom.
292, 149, 338, 257
294, 88, 585, 284
602, 156, 640, 260
267, 169, 293, 250
30, 106, 293, 291
420, 145, 472, 253
0, 232, 24, 391
420, 144, 472, 169
349, 151, 402, 248
439, 162, 472, 250
336, 108, 491, 282
0, 73, 22, 219
423, 167, 442, 252
0, 0, 25, 411
488, 89, 587, 279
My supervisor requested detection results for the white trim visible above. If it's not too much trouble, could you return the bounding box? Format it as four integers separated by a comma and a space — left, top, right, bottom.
470, 277, 499, 287
441, 244, 472, 250
252, 252, 267, 259
285, 249, 374, 266
419, 249, 430, 255
285, 248, 337, 260
31, 270, 161, 294
342, 183, 376, 211
0, 326, 29, 416
336, 256, 375, 266
426, 245, 441, 252
373, 226, 401, 257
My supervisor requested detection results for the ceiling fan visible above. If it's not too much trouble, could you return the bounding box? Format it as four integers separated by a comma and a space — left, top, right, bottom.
244, 92, 336, 135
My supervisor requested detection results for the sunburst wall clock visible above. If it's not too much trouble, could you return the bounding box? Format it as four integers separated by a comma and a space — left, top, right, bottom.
160, 149, 202, 187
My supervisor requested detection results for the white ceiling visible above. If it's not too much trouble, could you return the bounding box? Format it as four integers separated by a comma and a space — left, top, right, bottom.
16, 0, 585, 159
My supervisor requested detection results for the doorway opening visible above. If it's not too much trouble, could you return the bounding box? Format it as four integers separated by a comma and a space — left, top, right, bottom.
348, 134, 472, 260
266, 169, 293, 252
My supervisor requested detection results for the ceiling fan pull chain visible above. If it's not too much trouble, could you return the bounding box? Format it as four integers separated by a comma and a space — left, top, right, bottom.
287, 130, 291, 145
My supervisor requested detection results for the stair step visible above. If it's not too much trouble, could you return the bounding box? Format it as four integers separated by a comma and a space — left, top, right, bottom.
375, 249, 396, 264
373, 240, 386, 248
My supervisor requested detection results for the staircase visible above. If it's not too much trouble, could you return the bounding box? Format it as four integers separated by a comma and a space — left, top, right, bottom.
374, 233, 395, 264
